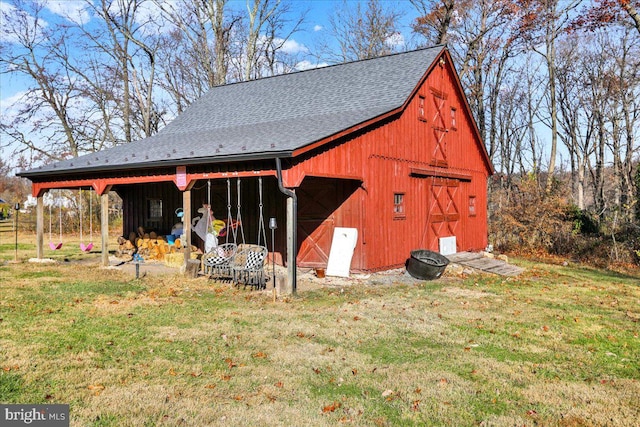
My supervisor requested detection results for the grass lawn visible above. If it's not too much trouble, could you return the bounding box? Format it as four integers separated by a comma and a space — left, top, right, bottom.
1, 233, 639, 426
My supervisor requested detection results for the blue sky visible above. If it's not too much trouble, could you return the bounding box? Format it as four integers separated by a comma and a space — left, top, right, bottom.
0, 0, 422, 169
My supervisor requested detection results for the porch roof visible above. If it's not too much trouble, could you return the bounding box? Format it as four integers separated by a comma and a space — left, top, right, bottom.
19, 46, 444, 179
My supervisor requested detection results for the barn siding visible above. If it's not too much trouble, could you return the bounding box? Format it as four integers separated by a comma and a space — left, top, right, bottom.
289, 55, 490, 271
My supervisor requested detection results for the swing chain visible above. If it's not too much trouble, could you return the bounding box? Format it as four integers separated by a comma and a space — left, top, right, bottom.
257, 177, 266, 247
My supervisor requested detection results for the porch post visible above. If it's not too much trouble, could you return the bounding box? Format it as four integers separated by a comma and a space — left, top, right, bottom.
182, 189, 191, 267
101, 192, 109, 267
36, 194, 44, 259
286, 195, 296, 294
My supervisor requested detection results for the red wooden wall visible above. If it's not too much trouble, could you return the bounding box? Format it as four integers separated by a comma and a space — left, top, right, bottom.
288, 52, 491, 271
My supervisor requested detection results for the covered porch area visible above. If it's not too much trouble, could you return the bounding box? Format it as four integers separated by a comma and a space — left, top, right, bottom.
27, 160, 300, 292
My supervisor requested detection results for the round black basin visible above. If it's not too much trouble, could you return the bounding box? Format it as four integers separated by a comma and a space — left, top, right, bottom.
406, 249, 449, 280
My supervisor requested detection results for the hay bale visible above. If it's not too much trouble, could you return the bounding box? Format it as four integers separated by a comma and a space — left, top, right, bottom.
164, 252, 199, 268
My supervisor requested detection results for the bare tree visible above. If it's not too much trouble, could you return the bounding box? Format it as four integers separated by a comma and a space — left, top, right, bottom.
556, 34, 596, 210
240, 0, 307, 80
1, 1, 90, 161
410, 0, 456, 45
518, 0, 581, 193
84, 0, 165, 140
572, 0, 640, 36
327, 0, 404, 62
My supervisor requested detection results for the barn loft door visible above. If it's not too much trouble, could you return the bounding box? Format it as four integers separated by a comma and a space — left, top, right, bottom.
430, 90, 448, 167
428, 178, 460, 251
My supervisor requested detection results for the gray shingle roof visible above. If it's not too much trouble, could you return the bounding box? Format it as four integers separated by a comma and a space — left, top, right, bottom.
20, 46, 443, 178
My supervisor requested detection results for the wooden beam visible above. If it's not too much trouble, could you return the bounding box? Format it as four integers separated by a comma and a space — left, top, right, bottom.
182, 189, 191, 269
286, 195, 295, 294
36, 195, 43, 259
409, 167, 473, 181
30, 170, 277, 197
101, 192, 109, 267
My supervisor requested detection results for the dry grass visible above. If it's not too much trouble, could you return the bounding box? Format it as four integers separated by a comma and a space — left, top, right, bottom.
1, 234, 639, 426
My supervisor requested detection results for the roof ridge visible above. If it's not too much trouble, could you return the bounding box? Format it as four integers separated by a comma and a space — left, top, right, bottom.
211, 45, 446, 89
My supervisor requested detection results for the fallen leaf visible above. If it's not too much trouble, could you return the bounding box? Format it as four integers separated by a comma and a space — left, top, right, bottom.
253, 351, 268, 359
221, 375, 231, 381
275, 381, 283, 388
322, 402, 341, 413
205, 384, 216, 389
88, 384, 105, 396
352, 369, 358, 376
381, 389, 394, 397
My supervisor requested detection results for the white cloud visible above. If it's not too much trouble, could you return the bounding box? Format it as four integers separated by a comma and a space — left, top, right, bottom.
385, 32, 405, 48
313, 24, 323, 32
0, 90, 29, 119
44, 0, 90, 25
295, 60, 328, 71
132, 0, 176, 35
279, 38, 309, 55
257, 35, 309, 55
0, 1, 47, 43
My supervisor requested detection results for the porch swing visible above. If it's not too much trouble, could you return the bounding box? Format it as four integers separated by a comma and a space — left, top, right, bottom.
231, 177, 268, 289
201, 177, 268, 288
48, 190, 63, 250
79, 188, 94, 252
201, 178, 240, 279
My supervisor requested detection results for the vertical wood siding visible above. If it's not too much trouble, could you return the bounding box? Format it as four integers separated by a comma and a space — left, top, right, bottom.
290, 57, 491, 271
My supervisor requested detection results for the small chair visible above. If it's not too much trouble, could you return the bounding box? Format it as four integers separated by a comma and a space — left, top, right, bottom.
202, 243, 237, 280
231, 244, 268, 289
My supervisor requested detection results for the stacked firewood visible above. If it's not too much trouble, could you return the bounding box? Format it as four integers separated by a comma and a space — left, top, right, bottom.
116, 230, 199, 261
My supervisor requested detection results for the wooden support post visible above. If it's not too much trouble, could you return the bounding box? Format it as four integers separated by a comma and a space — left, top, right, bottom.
182, 189, 192, 268
286, 195, 295, 294
36, 194, 44, 259
101, 192, 109, 267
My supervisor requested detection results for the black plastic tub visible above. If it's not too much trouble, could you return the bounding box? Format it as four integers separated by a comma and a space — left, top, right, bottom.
406, 249, 450, 280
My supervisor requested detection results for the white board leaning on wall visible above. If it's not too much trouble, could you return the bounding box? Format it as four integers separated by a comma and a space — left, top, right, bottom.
326, 227, 358, 277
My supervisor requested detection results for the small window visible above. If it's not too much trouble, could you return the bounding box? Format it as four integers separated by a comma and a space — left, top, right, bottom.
468, 196, 476, 217
450, 107, 457, 130
147, 199, 163, 220
394, 193, 405, 218
418, 95, 426, 121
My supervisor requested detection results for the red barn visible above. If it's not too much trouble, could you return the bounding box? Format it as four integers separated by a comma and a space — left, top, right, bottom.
19, 46, 493, 289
